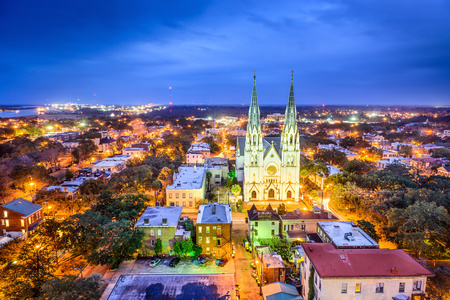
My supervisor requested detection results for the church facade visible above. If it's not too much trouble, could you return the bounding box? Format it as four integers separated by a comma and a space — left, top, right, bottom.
236, 74, 301, 202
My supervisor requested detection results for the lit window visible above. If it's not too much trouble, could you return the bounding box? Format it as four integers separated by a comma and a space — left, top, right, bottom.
206, 247, 210, 254
157, 229, 162, 236
376, 283, 384, 293
0, 220, 4, 225
399, 282, 405, 293
341, 283, 347, 293
198, 226, 202, 234
206, 237, 210, 244
5, 220, 9, 227
206, 226, 210, 233
182, 193, 186, 198
169, 193, 172, 198
356, 283, 361, 293
28, 217, 31, 224
198, 237, 202, 244
3, 211, 7, 218
176, 193, 179, 198
150, 229, 155, 236
21, 219, 25, 227
189, 193, 192, 198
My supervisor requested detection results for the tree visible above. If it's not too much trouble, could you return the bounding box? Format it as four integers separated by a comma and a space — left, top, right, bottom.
300, 169, 308, 184
398, 145, 413, 157
206, 171, 212, 192
154, 239, 162, 255
424, 263, 450, 300
65, 169, 74, 181
174, 241, 182, 257
181, 238, 194, 257
88, 220, 145, 269
77, 139, 98, 159
192, 244, 202, 258
277, 203, 286, 216
79, 179, 107, 195
432, 148, 450, 160
364, 147, 383, 162
151, 180, 162, 202
308, 266, 315, 300
356, 220, 379, 242
342, 160, 375, 175
231, 184, 241, 200
313, 149, 348, 167
38, 274, 103, 300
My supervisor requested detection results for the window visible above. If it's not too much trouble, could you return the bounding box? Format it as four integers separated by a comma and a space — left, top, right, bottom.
213, 237, 216, 241
206, 226, 210, 233
198, 226, 202, 234
169, 193, 172, 198
189, 201, 193, 207
301, 224, 306, 231
151, 240, 155, 246
319, 279, 321, 290
251, 191, 257, 199
268, 189, 275, 198
213, 226, 216, 231
255, 230, 258, 236
399, 282, 405, 293
271, 229, 275, 235
290, 224, 294, 230
284, 225, 287, 231
271, 222, 275, 225
189, 193, 192, 198
1, 220, 4, 225
144, 218, 149, 225
206, 247, 210, 254
150, 229, 155, 236
255, 222, 258, 227
314, 274, 317, 285
217, 238, 221, 246
355, 283, 361, 293
206, 237, 210, 244
287, 190, 292, 199
183, 201, 186, 206
176, 193, 179, 198
20, 219, 24, 227
376, 283, 384, 293
28, 217, 31, 224
198, 237, 202, 244
413, 281, 422, 291
3, 211, 7, 218
157, 229, 162, 236
341, 283, 347, 293
217, 227, 221, 235
5, 220, 9, 227
182, 193, 186, 198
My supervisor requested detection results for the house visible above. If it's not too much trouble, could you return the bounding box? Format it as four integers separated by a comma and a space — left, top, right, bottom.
262, 282, 303, 300
437, 166, 450, 177
186, 143, 211, 164
382, 150, 397, 159
0, 198, 43, 238
316, 221, 379, 249
122, 147, 144, 158
280, 208, 338, 242
134, 206, 184, 255
247, 204, 281, 244
205, 157, 229, 187
166, 165, 206, 208
98, 137, 116, 154
301, 243, 433, 300
196, 203, 232, 257
256, 246, 286, 285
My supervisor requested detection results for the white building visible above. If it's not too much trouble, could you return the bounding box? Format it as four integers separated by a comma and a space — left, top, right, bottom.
205, 157, 229, 187
301, 243, 433, 300
382, 150, 398, 159
236, 74, 301, 202
122, 147, 144, 157
186, 142, 211, 164
316, 221, 379, 249
91, 155, 131, 173
166, 166, 206, 208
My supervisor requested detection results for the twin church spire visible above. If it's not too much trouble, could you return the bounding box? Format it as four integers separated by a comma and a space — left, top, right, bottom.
246, 71, 299, 149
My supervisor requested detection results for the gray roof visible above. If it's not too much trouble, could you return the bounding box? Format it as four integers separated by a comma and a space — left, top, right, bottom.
135, 206, 182, 227
262, 282, 302, 300
2, 198, 43, 216
197, 203, 232, 224
236, 136, 282, 159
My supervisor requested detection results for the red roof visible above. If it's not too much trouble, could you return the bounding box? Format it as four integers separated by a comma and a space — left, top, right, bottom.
303, 243, 433, 278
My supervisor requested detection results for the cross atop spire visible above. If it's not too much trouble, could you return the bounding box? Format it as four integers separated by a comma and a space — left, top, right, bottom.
248, 72, 260, 129
282, 71, 298, 145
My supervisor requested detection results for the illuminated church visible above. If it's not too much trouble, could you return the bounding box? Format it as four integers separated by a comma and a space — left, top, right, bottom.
236, 73, 301, 202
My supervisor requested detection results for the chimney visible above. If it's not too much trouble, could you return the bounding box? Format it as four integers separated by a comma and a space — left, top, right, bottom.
391, 267, 398, 274
296, 207, 300, 214
333, 225, 340, 236
162, 218, 167, 225
328, 211, 332, 219
212, 204, 216, 215
320, 204, 324, 211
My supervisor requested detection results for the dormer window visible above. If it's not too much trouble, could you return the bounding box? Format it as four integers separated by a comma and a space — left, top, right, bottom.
3, 211, 7, 218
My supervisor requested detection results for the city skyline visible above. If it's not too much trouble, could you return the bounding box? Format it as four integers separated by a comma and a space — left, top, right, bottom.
1, 0, 449, 106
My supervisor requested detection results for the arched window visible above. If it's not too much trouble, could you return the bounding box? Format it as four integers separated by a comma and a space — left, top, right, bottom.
268, 189, 275, 199
287, 190, 292, 199
251, 191, 257, 199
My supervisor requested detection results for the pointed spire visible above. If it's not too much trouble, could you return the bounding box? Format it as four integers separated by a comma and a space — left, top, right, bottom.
248, 71, 261, 130
283, 71, 297, 134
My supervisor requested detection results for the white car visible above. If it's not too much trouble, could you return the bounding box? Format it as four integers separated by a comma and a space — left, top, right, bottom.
149, 258, 161, 267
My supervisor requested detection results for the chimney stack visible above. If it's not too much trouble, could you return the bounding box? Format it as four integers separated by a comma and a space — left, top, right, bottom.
328, 211, 332, 219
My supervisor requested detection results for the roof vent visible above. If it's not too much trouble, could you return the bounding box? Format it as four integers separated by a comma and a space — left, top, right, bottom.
339, 254, 346, 260
144, 218, 149, 225
391, 267, 398, 274
308, 246, 313, 252
212, 204, 216, 215
162, 218, 168, 225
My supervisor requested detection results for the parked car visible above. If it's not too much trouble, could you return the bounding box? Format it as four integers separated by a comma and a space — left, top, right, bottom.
197, 255, 208, 267
169, 257, 181, 267
149, 258, 161, 268
218, 257, 228, 267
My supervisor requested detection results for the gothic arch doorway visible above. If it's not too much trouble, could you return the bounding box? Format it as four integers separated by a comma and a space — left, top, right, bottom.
287, 190, 292, 199
251, 191, 257, 199
268, 189, 275, 199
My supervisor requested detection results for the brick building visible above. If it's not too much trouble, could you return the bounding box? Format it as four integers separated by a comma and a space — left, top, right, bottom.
0, 198, 43, 238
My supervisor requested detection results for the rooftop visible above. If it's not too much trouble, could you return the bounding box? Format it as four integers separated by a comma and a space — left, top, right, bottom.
303, 243, 433, 278
280, 209, 338, 221
135, 206, 183, 227
167, 166, 206, 190
317, 221, 379, 248
248, 204, 281, 221
197, 203, 232, 224
2, 198, 43, 216
262, 282, 302, 300
188, 142, 210, 152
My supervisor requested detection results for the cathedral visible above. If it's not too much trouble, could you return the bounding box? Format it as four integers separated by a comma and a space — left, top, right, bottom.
236, 73, 301, 202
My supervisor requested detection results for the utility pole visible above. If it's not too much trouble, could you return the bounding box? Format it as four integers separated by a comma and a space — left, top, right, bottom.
260, 250, 264, 295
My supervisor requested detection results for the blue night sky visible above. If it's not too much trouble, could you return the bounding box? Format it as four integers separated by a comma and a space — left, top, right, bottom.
1, 0, 449, 106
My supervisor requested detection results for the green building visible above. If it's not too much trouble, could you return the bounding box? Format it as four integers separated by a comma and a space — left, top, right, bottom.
247, 204, 281, 245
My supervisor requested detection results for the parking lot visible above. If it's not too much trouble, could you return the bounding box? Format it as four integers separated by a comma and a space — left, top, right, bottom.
117, 257, 235, 275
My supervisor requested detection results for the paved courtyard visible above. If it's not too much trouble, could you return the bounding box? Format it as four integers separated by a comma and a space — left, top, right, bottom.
107, 274, 235, 300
